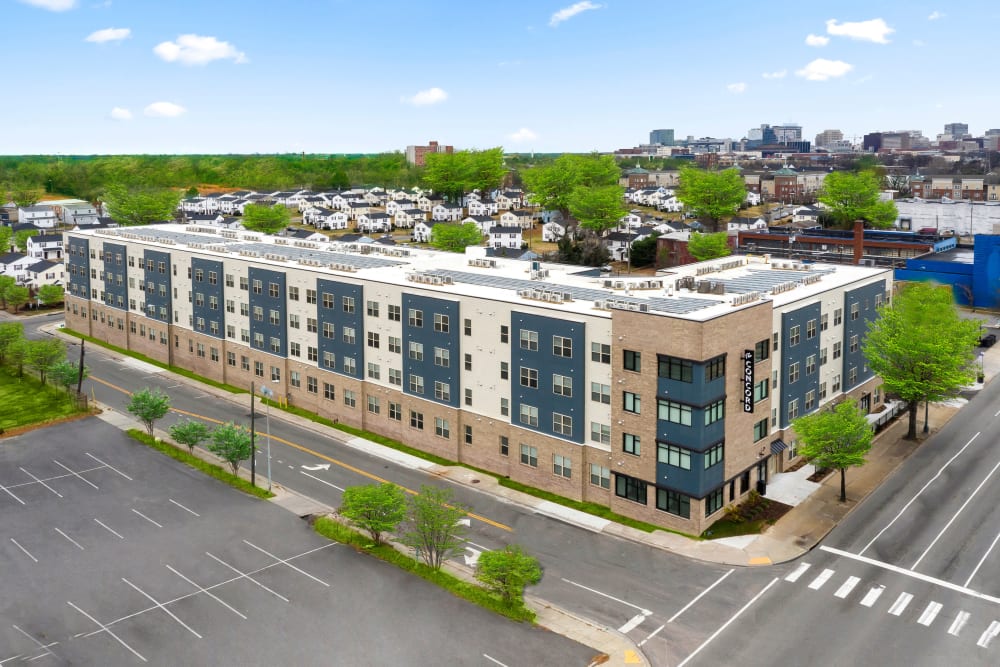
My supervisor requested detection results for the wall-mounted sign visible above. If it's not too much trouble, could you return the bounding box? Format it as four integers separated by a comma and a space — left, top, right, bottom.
743, 349, 755, 413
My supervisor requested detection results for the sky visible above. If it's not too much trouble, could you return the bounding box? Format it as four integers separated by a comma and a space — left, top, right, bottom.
4, 0, 998, 155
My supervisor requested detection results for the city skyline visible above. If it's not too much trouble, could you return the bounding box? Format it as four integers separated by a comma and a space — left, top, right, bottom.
5, 0, 998, 154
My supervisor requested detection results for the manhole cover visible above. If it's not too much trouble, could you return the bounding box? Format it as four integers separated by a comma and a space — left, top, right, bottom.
471, 479, 480, 484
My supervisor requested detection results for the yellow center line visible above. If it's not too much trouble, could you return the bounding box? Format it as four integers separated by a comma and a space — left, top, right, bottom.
90, 375, 512, 532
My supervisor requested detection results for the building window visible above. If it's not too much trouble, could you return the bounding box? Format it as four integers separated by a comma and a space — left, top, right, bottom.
308, 346, 318, 362
804, 389, 816, 411
520, 444, 538, 467
820, 348, 828, 366
553, 374, 573, 397
252, 279, 262, 294
464, 388, 473, 406
656, 489, 690, 518
287, 285, 298, 301
433, 313, 449, 333
623, 433, 641, 456
499, 436, 509, 457
307, 376, 318, 394
819, 382, 828, 400
658, 400, 692, 426
389, 402, 402, 421
552, 413, 572, 436
367, 395, 381, 415
789, 325, 801, 346
788, 362, 800, 384
849, 335, 859, 353
553, 455, 572, 479
553, 336, 572, 358
227, 351, 236, 367
500, 362, 509, 380
520, 367, 538, 389
367, 332, 380, 348
270, 366, 280, 382
433, 381, 450, 402
520, 329, 538, 351
388, 304, 401, 321
705, 355, 725, 382
788, 398, 799, 421
704, 442, 724, 468
321, 322, 333, 339
591, 422, 611, 445
434, 347, 450, 368
270, 337, 281, 354
832, 374, 841, 393
850, 303, 860, 321
290, 371, 300, 388
323, 351, 335, 369
268, 282, 279, 298
591, 342, 611, 364
500, 398, 509, 416
408, 374, 424, 395
341, 326, 356, 345
408, 308, 423, 327
658, 442, 690, 469
322, 293, 334, 308
848, 366, 857, 386
591, 382, 611, 404
833, 341, 842, 359
366, 300, 379, 317
519, 404, 539, 427
705, 488, 724, 517
773, 332, 779, 352
500, 325, 509, 344
408, 341, 424, 361
463, 318, 472, 336
410, 411, 424, 430
590, 464, 611, 489
754, 379, 769, 403
323, 382, 335, 400
464, 425, 473, 445
367, 362, 380, 380
623, 350, 641, 372
389, 368, 402, 386
704, 399, 725, 425
806, 354, 817, 375
753, 418, 768, 441
434, 417, 450, 439
834, 308, 842, 326
623, 391, 641, 414
342, 296, 355, 314
615, 474, 647, 505
658, 355, 692, 382
269, 309, 280, 326
389, 336, 401, 354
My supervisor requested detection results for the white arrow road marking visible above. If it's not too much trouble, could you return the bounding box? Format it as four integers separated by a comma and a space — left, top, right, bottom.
463, 547, 482, 567
457, 518, 472, 527
301, 463, 331, 471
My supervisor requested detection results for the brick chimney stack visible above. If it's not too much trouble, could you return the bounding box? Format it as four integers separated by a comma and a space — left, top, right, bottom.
853, 220, 865, 264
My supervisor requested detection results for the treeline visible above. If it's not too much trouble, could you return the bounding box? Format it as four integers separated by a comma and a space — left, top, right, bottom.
0, 153, 425, 202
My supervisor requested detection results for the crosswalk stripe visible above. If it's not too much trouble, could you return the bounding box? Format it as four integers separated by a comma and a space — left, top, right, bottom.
835, 576, 860, 599
977, 621, 1000, 648
859, 585, 885, 608
785, 563, 811, 583
808, 569, 835, 590
949, 611, 971, 637
888, 592, 913, 616
918, 601, 942, 626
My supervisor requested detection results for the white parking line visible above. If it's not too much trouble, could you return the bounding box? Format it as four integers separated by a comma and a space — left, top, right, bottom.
130, 508, 163, 528
667, 569, 734, 623
860, 431, 980, 555
949, 610, 971, 636
68, 601, 147, 662
10, 538, 38, 563
19, 467, 62, 498
677, 578, 779, 667
888, 592, 913, 616
168, 498, 200, 517
784, 562, 810, 583
965, 531, 1000, 587
978, 620, 1000, 648
299, 470, 346, 491
912, 456, 1000, 569
618, 612, 649, 633
4, 465, 107, 491
94, 518, 125, 540
85, 453, 133, 480
121, 578, 202, 639
0, 480, 25, 505
54, 528, 84, 551
561, 578, 651, 615
834, 576, 860, 599
917, 601, 942, 626
11, 625, 57, 661
859, 585, 885, 608
205, 552, 290, 602
808, 569, 835, 590
638, 623, 665, 647
165, 564, 247, 620
243, 539, 330, 587
483, 655, 508, 667
52, 460, 100, 490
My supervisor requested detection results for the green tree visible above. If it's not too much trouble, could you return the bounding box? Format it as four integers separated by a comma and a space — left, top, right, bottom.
0, 226, 12, 253
475, 545, 542, 607
184, 186, 199, 197
817, 171, 898, 229
675, 167, 745, 232
466, 148, 506, 196
429, 222, 482, 252
102, 184, 180, 226
863, 282, 980, 439
340, 483, 408, 546
11, 187, 41, 207
26, 337, 65, 383
793, 399, 874, 502
0, 321, 24, 363
14, 229, 38, 252
37, 284, 64, 306
7, 338, 29, 377
401, 485, 468, 570
522, 153, 620, 220
5, 285, 29, 313
423, 151, 472, 202
50, 359, 87, 394
629, 232, 660, 267
687, 231, 733, 262
126, 387, 171, 437
241, 203, 291, 235
567, 185, 627, 236
206, 421, 253, 476
169, 419, 211, 455
0, 277, 17, 309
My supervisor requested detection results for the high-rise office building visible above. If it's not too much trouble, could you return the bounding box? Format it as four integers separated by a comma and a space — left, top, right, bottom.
773, 124, 803, 144
649, 129, 675, 146
944, 123, 969, 138
814, 129, 844, 148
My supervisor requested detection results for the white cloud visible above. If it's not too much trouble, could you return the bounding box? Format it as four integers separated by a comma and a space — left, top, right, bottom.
85, 27, 130, 43
110, 107, 132, 120
762, 70, 787, 79
144, 101, 186, 118
401, 87, 448, 106
928, 10, 944, 20
727, 82, 747, 94
509, 128, 538, 143
795, 58, 854, 81
18, 0, 76, 11
825, 18, 894, 44
805, 33, 829, 47
153, 34, 247, 66
549, 1, 601, 27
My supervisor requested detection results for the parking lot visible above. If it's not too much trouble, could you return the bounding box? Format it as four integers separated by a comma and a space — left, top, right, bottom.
0, 418, 595, 666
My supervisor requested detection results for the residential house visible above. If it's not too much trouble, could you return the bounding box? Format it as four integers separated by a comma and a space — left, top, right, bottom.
542, 219, 573, 242
0, 252, 36, 283
498, 209, 534, 229
185, 213, 225, 225
466, 199, 493, 217
412, 220, 440, 243
497, 190, 523, 210
347, 201, 371, 220
60, 202, 99, 227
18, 205, 57, 229
727, 216, 768, 231
357, 212, 393, 234
282, 228, 328, 242
26, 233, 63, 260
394, 208, 426, 229
488, 225, 523, 250
619, 212, 643, 229
603, 227, 654, 262
432, 203, 464, 222
312, 209, 350, 230
23, 259, 64, 289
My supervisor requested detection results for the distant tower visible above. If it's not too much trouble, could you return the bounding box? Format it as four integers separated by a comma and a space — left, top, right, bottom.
649, 129, 674, 146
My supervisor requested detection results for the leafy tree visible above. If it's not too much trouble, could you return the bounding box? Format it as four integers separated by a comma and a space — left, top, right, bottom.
423, 151, 471, 202
675, 167, 745, 232
567, 185, 627, 236
37, 284, 64, 306
241, 203, 291, 235
0, 321, 24, 362
522, 153, 620, 221
5, 285, 29, 313
863, 282, 980, 439
14, 229, 38, 252
26, 337, 65, 383
0, 226, 12, 253
50, 359, 87, 394
0, 276, 16, 309
126, 387, 171, 437
331, 169, 351, 189
817, 171, 898, 229
184, 186, 199, 197
206, 421, 253, 476
629, 232, 660, 267
102, 184, 180, 226
401, 485, 468, 570
169, 419, 211, 455
340, 483, 408, 546
429, 222, 482, 252
553, 236, 610, 267
11, 187, 41, 207
793, 399, 874, 502
687, 231, 732, 262
7, 338, 29, 377
475, 545, 542, 607
466, 148, 506, 196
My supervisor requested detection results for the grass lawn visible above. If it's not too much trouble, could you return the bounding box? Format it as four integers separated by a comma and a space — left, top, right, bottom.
0, 368, 89, 431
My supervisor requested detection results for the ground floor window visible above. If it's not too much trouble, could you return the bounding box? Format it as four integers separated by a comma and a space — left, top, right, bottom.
705, 488, 724, 517
656, 488, 691, 519
615, 474, 647, 505
520, 444, 538, 467
590, 464, 610, 489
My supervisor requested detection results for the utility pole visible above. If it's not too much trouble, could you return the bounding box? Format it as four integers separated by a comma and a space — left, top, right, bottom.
250, 382, 256, 487
76, 339, 85, 396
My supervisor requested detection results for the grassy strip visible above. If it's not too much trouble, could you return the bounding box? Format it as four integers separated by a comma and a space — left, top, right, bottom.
61, 328, 246, 395
0, 367, 89, 430
313, 516, 534, 623
126, 428, 274, 499
700, 518, 768, 539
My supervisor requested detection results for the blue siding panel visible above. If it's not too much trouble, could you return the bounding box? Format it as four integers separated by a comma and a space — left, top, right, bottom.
779, 303, 821, 428
248, 267, 287, 358
142, 249, 171, 324
191, 258, 224, 339
102, 242, 128, 311
843, 281, 885, 391
317, 278, 364, 380
402, 293, 459, 408
67, 237, 90, 299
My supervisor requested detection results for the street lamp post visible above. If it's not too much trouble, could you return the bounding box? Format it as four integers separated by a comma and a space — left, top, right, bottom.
260, 383, 276, 492
250, 382, 256, 487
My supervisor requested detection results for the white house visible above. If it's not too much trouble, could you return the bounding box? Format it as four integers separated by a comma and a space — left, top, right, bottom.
26, 233, 63, 260
412, 220, 440, 243
727, 216, 768, 231
466, 199, 492, 217
18, 205, 58, 229
745, 191, 762, 207
657, 196, 684, 213
346, 201, 371, 220
60, 202, 99, 227
488, 225, 523, 250
185, 213, 225, 225
394, 208, 426, 229
432, 203, 464, 222
0, 252, 36, 283
496, 191, 522, 210
23, 259, 64, 289
619, 212, 643, 229
461, 215, 496, 236
542, 220, 573, 242
603, 228, 654, 262
282, 228, 328, 242
314, 210, 350, 230
357, 212, 393, 234
792, 206, 821, 224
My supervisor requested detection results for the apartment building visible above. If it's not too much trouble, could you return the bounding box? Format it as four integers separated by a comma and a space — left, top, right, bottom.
63, 224, 890, 534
